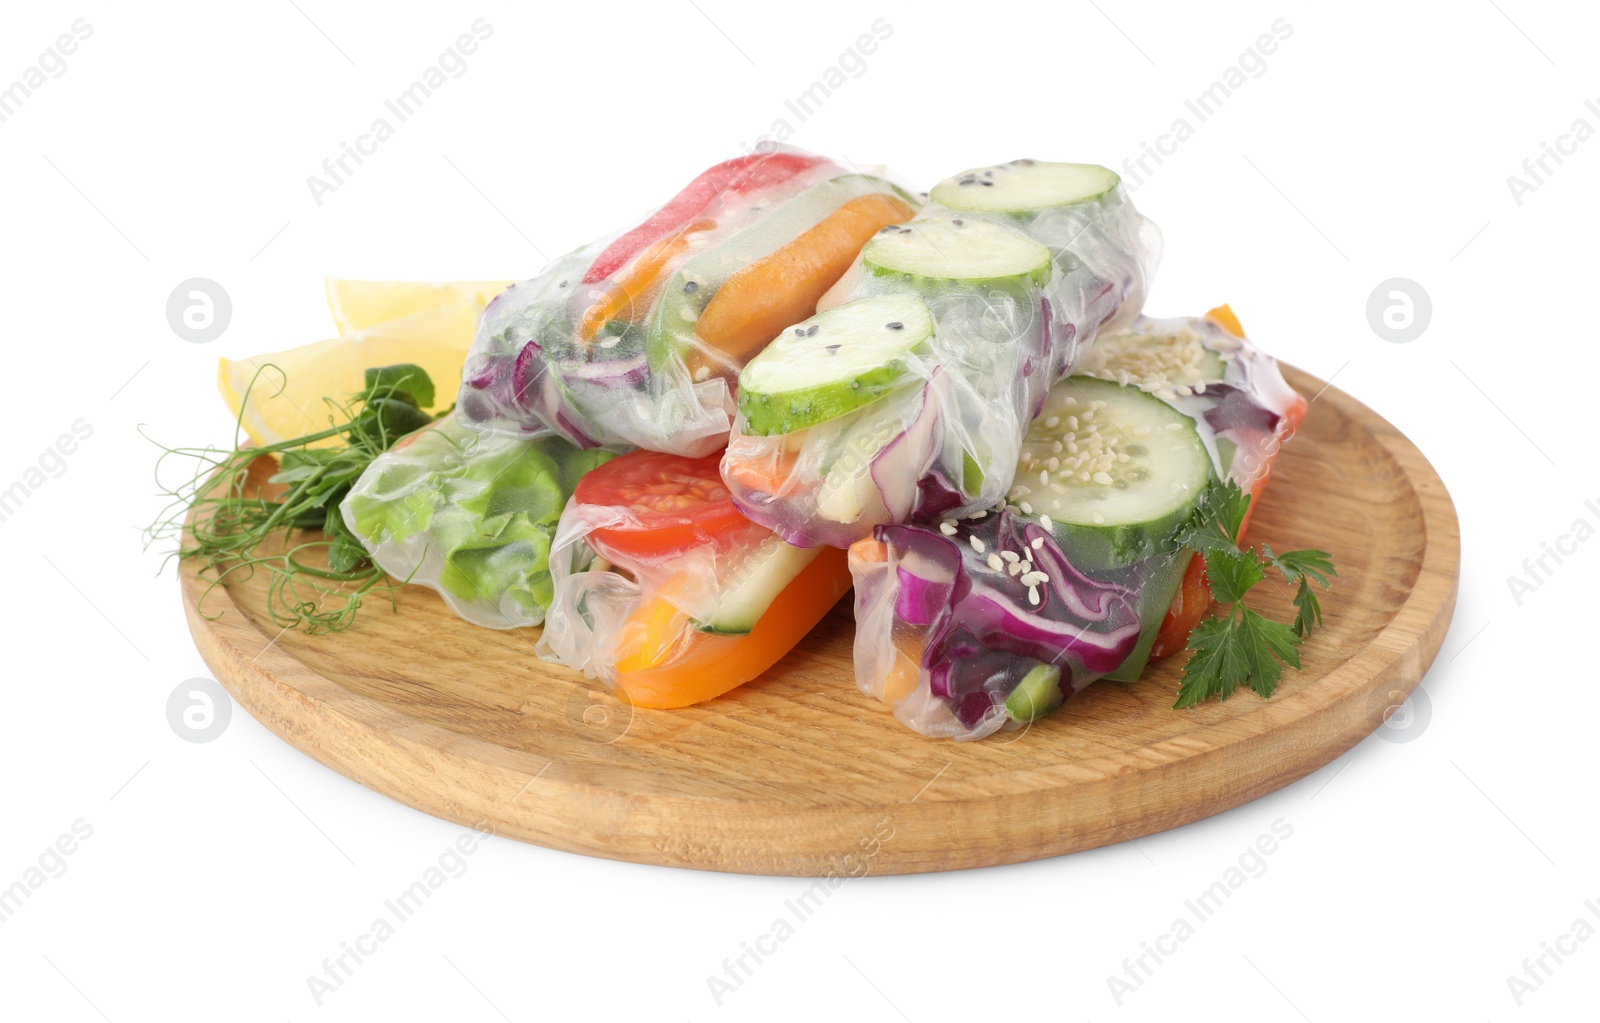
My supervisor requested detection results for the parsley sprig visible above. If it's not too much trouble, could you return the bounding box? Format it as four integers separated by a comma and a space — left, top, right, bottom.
1170, 478, 1336, 709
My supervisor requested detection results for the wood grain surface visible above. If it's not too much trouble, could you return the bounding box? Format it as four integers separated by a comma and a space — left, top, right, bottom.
180, 366, 1459, 875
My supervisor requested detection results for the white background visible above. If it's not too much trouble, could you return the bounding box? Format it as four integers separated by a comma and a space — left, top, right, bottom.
2, 0, 1596, 1019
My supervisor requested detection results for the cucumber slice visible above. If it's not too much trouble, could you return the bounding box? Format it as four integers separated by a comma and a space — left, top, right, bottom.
1077, 325, 1227, 393
738, 294, 933, 436
1005, 662, 1064, 722
647, 175, 916, 376
863, 217, 1052, 288
1012, 376, 1211, 567
694, 540, 821, 634
815, 408, 908, 524
930, 160, 1120, 215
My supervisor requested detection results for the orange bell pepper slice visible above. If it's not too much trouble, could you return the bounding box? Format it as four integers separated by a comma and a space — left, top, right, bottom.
611, 546, 852, 708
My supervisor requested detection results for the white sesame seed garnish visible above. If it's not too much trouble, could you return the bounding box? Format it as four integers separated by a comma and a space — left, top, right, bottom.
1045, 416, 1059, 428
987, 553, 1003, 572
1194, 381, 1207, 394
1020, 501, 1033, 514
970, 535, 985, 554
1008, 561, 1023, 576
1039, 470, 1050, 485
693, 366, 710, 382
1031, 536, 1045, 550
1027, 585, 1040, 605
1000, 550, 1020, 564
1093, 471, 1113, 485
939, 521, 957, 536
1021, 570, 1048, 586
969, 509, 988, 520
1039, 514, 1052, 531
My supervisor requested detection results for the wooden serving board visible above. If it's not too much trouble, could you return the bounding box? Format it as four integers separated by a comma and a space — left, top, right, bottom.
181, 367, 1458, 875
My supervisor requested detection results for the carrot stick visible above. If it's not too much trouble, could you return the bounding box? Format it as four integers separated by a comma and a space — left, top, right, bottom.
688, 192, 914, 377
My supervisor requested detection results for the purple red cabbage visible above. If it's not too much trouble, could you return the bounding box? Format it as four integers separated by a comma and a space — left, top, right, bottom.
877, 511, 1143, 725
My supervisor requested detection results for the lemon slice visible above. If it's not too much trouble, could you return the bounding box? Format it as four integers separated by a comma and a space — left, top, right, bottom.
325, 279, 512, 336
218, 304, 481, 448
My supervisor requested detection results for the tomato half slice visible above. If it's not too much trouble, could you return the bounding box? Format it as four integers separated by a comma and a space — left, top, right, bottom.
573, 449, 753, 559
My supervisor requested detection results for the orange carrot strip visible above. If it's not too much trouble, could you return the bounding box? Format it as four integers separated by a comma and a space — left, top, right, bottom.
688, 192, 914, 377
577, 218, 714, 342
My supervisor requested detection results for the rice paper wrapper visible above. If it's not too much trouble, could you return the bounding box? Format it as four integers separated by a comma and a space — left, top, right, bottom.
723, 177, 1160, 549
340, 414, 612, 629
455, 146, 917, 458
849, 312, 1308, 740
536, 483, 811, 694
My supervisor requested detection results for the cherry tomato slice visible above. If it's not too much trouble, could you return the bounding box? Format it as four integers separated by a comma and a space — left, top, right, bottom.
573, 449, 753, 559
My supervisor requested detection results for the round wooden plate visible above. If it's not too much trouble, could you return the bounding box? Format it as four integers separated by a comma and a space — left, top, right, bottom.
182, 367, 1458, 875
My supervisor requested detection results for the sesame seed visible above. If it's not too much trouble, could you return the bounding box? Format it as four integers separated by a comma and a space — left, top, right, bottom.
1040, 470, 1050, 485
1000, 550, 1020, 563
1020, 501, 1033, 514
1039, 515, 1052, 531
1031, 536, 1045, 550
970, 535, 985, 554
969, 509, 988, 520
1027, 585, 1040, 605
1045, 416, 1059, 428
939, 520, 957, 536
693, 366, 710, 382
1008, 561, 1023, 576
1021, 571, 1048, 586
987, 553, 1003, 572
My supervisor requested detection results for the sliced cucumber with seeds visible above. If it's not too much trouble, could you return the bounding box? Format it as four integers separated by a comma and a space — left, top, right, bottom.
863, 217, 1052, 289
737, 294, 933, 436
1013, 376, 1211, 568
1078, 325, 1227, 392
930, 160, 1120, 215
694, 540, 821, 634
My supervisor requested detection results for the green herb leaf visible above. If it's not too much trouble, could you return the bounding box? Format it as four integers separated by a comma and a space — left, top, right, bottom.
1171, 477, 1336, 709
1201, 546, 1264, 604
143, 362, 440, 634
362, 364, 436, 408
1291, 579, 1323, 638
